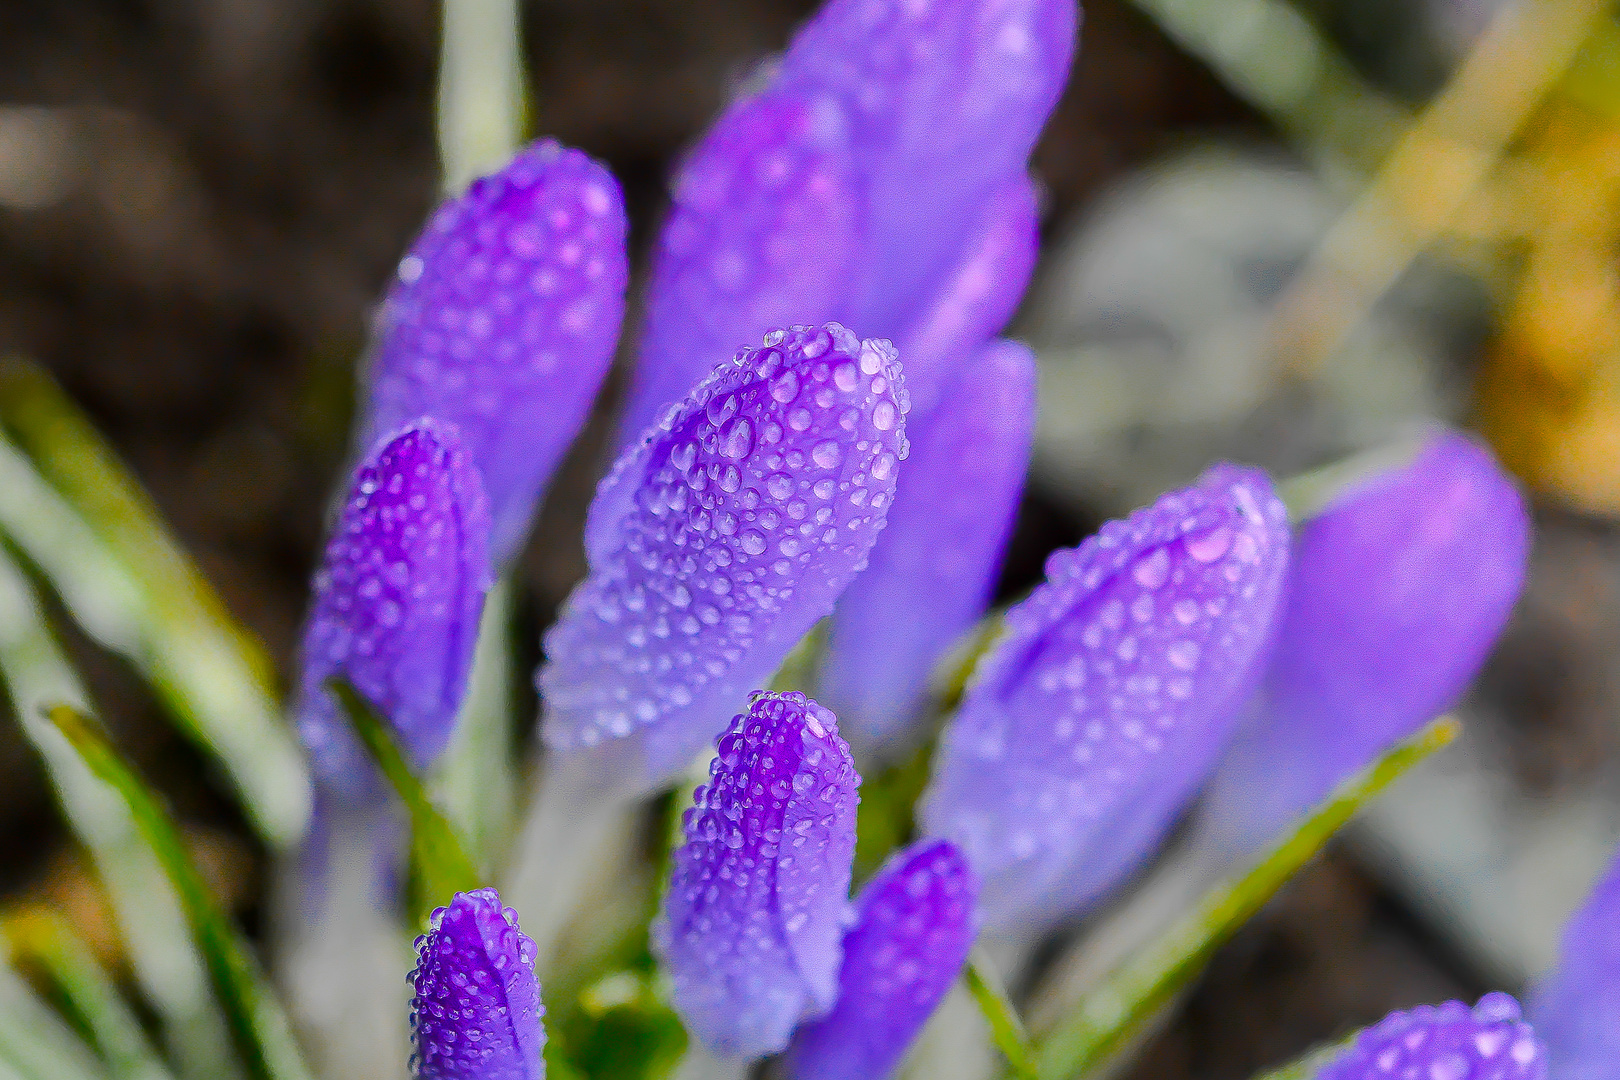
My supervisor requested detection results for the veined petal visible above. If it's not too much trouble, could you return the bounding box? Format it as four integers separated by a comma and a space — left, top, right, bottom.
655, 692, 860, 1059
1319, 995, 1544, 1080
921, 464, 1290, 934
823, 339, 1035, 753
297, 421, 492, 803
783, 838, 978, 1080
1200, 430, 1530, 855
363, 140, 629, 563
1532, 848, 1620, 1078
410, 888, 545, 1080
542, 323, 908, 791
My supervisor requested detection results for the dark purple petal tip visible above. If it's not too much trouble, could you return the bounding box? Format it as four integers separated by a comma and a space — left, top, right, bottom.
297, 421, 492, 803
921, 463, 1290, 933
784, 838, 979, 1080
655, 691, 861, 1059
363, 139, 629, 563
541, 323, 908, 790
1319, 994, 1544, 1080
410, 888, 545, 1080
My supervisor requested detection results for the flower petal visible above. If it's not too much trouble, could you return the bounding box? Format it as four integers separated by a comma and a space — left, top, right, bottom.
1319, 995, 1544, 1080
1532, 847, 1620, 1077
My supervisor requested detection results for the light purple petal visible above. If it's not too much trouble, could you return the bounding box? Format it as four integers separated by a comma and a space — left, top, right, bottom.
410, 888, 545, 1080
297, 421, 492, 803
1200, 430, 1531, 855
1531, 848, 1620, 1078
654, 692, 860, 1059
363, 140, 629, 563
1318, 994, 1544, 1080
784, 838, 979, 1080
541, 323, 908, 792
823, 339, 1035, 753
920, 464, 1290, 934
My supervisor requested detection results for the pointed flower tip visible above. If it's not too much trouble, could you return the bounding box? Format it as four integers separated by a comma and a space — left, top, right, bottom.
785, 838, 979, 1080
657, 691, 860, 1059
410, 887, 545, 1080
365, 138, 629, 563
542, 323, 908, 790
923, 462, 1290, 933
1321, 994, 1544, 1080
298, 420, 492, 803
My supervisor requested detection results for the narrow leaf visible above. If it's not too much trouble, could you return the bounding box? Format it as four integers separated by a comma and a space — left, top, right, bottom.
965, 950, 1036, 1080
0, 362, 309, 847
325, 676, 481, 917
45, 704, 314, 1080
0, 942, 109, 1080
1032, 716, 1460, 1080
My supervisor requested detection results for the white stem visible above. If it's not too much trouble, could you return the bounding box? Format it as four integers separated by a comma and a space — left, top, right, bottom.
437, 0, 525, 193
669, 1041, 750, 1080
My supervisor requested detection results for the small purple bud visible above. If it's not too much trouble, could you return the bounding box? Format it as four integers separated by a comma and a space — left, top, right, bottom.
363, 140, 629, 564
921, 464, 1290, 934
1531, 848, 1620, 1077
1200, 430, 1530, 855
783, 838, 979, 1080
1317, 994, 1544, 1080
409, 888, 545, 1080
297, 422, 492, 803
541, 324, 908, 791
823, 339, 1035, 752
655, 692, 860, 1059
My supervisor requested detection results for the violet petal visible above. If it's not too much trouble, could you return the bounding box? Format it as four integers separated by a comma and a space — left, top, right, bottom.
1318, 994, 1544, 1080
655, 692, 860, 1059
920, 464, 1290, 934
783, 838, 979, 1080
1531, 848, 1620, 1078
541, 323, 908, 791
362, 140, 629, 563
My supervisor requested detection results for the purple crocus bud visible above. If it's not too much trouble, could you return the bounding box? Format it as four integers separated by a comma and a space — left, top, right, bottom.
1317, 994, 1544, 1080
410, 888, 545, 1080
920, 464, 1290, 934
823, 339, 1035, 752
619, 0, 1075, 444
1200, 430, 1530, 856
783, 838, 979, 1080
297, 422, 492, 803
1530, 848, 1620, 1077
655, 692, 860, 1059
362, 139, 629, 564
541, 323, 907, 791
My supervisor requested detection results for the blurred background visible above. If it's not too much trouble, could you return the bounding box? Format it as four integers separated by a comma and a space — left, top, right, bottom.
1, 1, 1618, 1076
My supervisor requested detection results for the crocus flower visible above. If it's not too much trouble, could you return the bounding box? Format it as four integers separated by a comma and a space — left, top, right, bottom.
619, 0, 1074, 444
921, 464, 1290, 934
822, 339, 1036, 751
1199, 430, 1530, 855
783, 838, 979, 1080
654, 691, 860, 1059
361, 140, 629, 564
296, 421, 492, 803
1530, 846, 1620, 1078
540, 323, 907, 791
1315, 994, 1544, 1080
409, 888, 545, 1080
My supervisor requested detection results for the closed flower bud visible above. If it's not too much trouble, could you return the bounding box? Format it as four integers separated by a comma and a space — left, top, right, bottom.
1318, 995, 1544, 1080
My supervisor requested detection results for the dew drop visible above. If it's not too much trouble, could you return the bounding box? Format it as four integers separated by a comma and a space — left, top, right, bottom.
1185, 525, 1233, 563
812, 440, 843, 469
740, 531, 767, 556
872, 400, 897, 431
720, 418, 754, 460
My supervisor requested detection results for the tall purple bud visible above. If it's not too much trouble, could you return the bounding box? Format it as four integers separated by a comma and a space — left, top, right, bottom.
620, 0, 1074, 443
541, 324, 908, 791
1200, 430, 1530, 855
823, 340, 1036, 752
1531, 848, 1620, 1078
783, 838, 979, 1080
655, 692, 860, 1059
410, 888, 545, 1080
921, 465, 1290, 934
297, 422, 492, 803
362, 140, 629, 564
1316, 995, 1544, 1080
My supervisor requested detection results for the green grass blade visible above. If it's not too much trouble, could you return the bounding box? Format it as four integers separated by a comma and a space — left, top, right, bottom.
0, 362, 309, 848
1032, 717, 1460, 1080
325, 677, 482, 918
2, 912, 174, 1080
45, 705, 314, 1080
0, 924, 114, 1080
1248, 1038, 1352, 1080
966, 950, 1037, 1080
0, 544, 242, 1080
